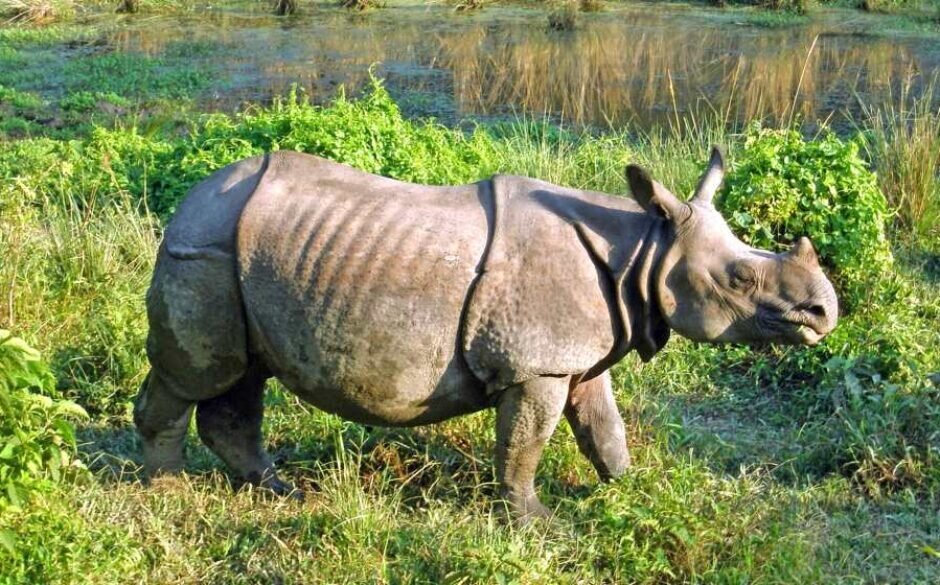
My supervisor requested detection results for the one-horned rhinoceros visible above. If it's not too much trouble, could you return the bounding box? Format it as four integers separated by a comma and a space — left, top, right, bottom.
135, 147, 838, 521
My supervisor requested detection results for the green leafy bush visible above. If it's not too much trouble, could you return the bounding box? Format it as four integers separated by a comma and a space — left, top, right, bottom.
141, 79, 498, 216
720, 124, 892, 308
0, 330, 87, 509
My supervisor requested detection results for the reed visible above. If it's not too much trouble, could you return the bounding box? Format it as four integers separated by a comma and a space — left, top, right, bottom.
860, 76, 940, 241
0, 0, 74, 23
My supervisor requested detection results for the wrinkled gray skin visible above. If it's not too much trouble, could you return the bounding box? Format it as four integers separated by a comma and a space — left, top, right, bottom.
135, 147, 838, 522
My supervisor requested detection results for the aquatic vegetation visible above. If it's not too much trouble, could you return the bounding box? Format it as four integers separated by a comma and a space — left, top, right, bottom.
0, 0, 74, 24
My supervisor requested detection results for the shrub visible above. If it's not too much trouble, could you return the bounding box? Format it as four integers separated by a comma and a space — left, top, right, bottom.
720, 124, 892, 309
60, 91, 130, 113
0, 331, 87, 509
144, 80, 497, 215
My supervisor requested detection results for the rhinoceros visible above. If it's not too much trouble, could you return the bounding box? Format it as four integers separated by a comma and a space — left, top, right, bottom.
135, 147, 837, 521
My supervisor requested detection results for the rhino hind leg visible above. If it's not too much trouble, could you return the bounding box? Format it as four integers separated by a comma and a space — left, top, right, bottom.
494, 376, 569, 524
134, 370, 196, 476
137, 243, 250, 479
564, 371, 631, 482
195, 364, 298, 498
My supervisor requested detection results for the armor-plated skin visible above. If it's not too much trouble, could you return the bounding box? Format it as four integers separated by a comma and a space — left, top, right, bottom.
135, 148, 838, 522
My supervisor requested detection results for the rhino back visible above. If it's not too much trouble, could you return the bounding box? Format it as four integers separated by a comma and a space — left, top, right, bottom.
237, 152, 491, 425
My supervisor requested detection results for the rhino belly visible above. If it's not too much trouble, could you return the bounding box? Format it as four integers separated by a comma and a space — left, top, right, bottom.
236, 153, 491, 426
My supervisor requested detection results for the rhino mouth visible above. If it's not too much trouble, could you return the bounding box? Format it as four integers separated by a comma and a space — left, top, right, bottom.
780, 319, 827, 345
758, 307, 829, 346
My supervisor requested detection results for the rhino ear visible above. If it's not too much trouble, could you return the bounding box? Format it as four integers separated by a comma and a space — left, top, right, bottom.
789, 236, 819, 267
690, 146, 724, 206
626, 165, 689, 223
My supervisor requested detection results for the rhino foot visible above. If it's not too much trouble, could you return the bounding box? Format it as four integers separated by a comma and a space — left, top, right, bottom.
244, 470, 305, 501
501, 490, 553, 526
134, 371, 196, 479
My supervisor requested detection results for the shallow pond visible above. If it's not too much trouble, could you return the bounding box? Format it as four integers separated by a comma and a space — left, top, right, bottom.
35, 2, 940, 129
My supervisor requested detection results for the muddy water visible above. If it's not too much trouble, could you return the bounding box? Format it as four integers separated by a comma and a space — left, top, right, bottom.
105, 2, 940, 129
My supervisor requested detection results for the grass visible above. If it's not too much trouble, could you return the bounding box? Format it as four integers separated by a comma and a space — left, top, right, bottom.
860, 76, 940, 242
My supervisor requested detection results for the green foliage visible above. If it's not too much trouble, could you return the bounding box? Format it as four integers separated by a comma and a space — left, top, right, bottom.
0, 331, 87, 510
59, 90, 130, 113
0, 85, 46, 138
720, 124, 893, 307
805, 354, 940, 491
76, 79, 498, 217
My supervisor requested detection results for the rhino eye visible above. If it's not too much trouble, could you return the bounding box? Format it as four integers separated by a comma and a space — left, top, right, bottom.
730, 263, 757, 290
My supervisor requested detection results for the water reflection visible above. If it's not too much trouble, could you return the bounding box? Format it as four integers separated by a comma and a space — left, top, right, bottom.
104, 3, 940, 129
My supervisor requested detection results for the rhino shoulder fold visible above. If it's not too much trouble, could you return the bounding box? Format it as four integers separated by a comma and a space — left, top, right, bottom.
462, 176, 629, 391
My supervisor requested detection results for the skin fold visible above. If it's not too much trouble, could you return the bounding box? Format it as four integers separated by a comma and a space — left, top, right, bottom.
135, 147, 838, 523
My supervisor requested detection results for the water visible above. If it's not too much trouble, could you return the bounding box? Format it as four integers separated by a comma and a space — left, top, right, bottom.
102, 2, 940, 130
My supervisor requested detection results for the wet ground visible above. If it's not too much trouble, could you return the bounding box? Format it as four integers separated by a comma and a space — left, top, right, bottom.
10, 2, 940, 130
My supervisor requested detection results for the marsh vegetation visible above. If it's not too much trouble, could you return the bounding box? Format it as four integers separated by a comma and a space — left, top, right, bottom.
1, 1, 940, 583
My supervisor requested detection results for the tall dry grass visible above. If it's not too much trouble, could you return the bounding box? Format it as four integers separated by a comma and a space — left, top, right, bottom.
0, 0, 74, 23
860, 76, 940, 240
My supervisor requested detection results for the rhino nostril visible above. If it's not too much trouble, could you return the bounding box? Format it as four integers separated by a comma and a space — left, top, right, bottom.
806, 304, 827, 320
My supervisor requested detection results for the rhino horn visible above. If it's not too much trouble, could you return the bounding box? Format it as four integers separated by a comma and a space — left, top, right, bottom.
626, 164, 689, 223
789, 236, 820, 267
690, 146, 724, 206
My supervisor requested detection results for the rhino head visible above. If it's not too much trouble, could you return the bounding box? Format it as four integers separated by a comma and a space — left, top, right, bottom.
627, 147, 838, 346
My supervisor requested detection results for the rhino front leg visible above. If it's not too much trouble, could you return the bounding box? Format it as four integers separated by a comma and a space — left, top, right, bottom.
564, 371, 631, 482
195, 364, 298, 498
494, 376, 568, 524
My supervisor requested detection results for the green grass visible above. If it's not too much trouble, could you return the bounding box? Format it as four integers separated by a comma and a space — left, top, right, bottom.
1, 78, 939, 582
